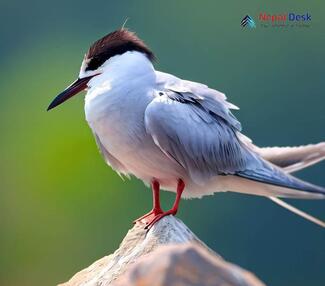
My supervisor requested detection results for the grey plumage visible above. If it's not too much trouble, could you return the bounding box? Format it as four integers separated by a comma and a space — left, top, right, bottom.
145, 71, 325, 198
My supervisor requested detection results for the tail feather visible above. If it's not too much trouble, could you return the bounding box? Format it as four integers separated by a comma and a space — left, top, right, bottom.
220, 175, 325, 200
233, 157, 325, 227
225, 140, 325, 226
269, 197, 325, 228
220, 173, 325, 227
237, 160, 325, 198
257, 142, 325, 173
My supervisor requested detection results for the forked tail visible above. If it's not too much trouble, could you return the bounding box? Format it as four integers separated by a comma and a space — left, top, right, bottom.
269, 196, 325, 228
261, 143, 325, 227
233, 142, 325, 227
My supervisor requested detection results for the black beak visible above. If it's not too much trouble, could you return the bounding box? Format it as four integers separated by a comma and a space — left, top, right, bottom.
47, 76, 94, 111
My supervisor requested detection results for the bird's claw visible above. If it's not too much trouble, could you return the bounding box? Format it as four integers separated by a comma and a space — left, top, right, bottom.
133, 208, 163, 225
144, 210, 177, 230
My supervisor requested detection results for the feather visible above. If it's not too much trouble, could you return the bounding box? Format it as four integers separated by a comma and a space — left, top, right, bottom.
269, 197, 325, 228
258, 143, 325, 173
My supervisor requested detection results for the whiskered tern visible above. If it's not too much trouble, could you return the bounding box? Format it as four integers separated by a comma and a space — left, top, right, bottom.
48, 29, 325, 228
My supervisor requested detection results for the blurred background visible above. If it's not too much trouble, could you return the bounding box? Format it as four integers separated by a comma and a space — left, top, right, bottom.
0, 0, 324, 285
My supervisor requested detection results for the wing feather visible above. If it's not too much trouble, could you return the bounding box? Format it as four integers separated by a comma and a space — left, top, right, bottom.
146, 72, 325, 197
146, 73, 259, 184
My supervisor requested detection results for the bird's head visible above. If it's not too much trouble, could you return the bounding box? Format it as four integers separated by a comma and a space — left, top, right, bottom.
47, 29, 154, 111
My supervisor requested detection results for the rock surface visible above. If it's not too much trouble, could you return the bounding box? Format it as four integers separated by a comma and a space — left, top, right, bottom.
59, 216, 265, 286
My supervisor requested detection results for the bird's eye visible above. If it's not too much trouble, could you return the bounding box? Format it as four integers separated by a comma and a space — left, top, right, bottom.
159, 92, 164, 96
86, 57, 101, 71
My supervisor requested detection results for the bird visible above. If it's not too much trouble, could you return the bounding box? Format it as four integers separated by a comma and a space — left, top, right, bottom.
48, 28, 325, 229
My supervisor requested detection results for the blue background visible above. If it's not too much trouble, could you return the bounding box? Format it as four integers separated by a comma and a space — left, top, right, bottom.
0, 1, 324, 285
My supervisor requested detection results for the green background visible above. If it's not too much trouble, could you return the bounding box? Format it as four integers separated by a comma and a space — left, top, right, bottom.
0, 1, 324, 285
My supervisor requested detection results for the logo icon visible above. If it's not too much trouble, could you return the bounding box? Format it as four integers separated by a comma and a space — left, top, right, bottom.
241, 15, 256, 28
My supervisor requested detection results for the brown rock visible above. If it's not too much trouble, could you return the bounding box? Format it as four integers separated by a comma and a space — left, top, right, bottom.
113, 242, 265, 286
59, 216, 265, 286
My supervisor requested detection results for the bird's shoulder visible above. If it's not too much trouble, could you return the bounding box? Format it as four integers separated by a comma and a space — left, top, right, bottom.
152, 71, 241, 131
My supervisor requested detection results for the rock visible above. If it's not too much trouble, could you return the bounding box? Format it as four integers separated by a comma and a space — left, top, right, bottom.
59, 216, 265, 286
113, 242, 265, 286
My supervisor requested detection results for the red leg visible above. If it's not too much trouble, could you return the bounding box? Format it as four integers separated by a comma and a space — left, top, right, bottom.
145, 179, 185, 230
133, 180, 163, 224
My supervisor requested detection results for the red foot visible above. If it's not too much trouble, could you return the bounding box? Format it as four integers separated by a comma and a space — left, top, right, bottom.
144, 209, 177, 230
134, 179, 185, 230
134, 180, 163, 225
133, 208, 163, 224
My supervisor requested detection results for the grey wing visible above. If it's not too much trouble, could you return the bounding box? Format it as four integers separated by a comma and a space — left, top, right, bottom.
145, 72, 325, 196
93, 133, 130, 179
146, 72, 260, 184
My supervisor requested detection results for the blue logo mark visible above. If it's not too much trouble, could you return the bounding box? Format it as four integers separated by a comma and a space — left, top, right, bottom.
241, 15, 256, 28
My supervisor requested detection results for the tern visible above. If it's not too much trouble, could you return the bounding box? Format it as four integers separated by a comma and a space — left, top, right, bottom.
48, 29, 325, 228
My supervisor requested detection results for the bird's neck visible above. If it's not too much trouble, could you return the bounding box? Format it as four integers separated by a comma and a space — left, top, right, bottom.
84, 52, 156, 123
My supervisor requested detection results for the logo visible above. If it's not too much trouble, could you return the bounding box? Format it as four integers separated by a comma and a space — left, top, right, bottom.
259, 12, 311, 22
241, 15, 256, 28
241, 12, 312, 29
258, 12, 311, 28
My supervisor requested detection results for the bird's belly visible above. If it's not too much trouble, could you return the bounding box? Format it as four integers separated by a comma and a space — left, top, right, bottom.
88, 113, 185, 187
